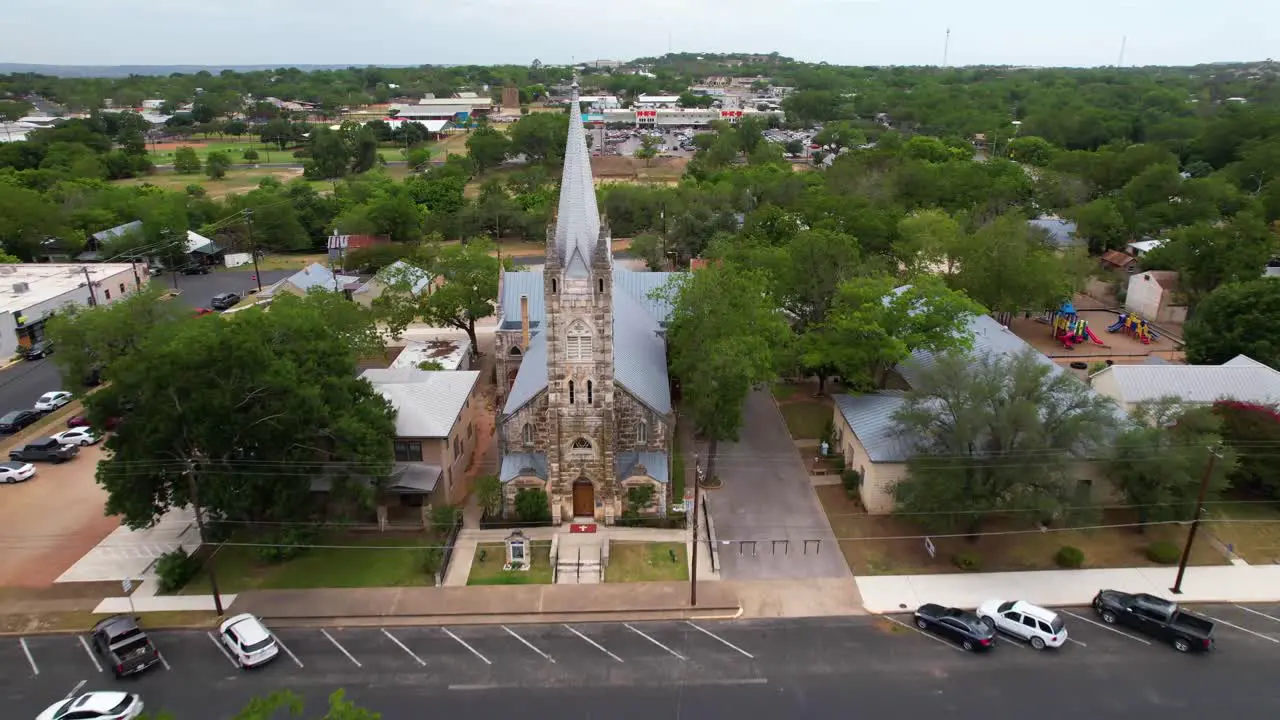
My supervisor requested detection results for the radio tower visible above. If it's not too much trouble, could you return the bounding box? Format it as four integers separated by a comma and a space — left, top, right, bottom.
943, 28, 951, 68
1117, 35, 1127, 67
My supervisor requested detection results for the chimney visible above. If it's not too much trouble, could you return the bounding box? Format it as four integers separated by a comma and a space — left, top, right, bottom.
520, 295, 530, 350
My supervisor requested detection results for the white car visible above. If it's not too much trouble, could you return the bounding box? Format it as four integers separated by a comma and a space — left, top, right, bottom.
0, 461, 34, 483
976, 599, 1068, 650
34, 391, 72, 412
51, 427, 102, 447
37, 691, 144, 720
219, 613, 280, 667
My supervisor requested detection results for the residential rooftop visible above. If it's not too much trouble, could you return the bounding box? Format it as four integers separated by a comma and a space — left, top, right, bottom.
360, 368, 480, 438
390, 338, 471, 372
1092, 355, 1280, 406
0, 263, 141, 315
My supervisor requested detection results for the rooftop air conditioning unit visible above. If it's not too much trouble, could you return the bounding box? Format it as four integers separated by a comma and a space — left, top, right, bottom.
12, 282, 29, 294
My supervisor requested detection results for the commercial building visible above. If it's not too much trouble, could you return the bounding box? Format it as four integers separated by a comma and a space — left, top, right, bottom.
592, 107, 783, 127
0, 263, 148, 359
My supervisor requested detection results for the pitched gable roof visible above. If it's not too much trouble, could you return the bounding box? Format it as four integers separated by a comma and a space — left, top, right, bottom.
834, 392, 912, 463
1096, 355, 1280, 406
361, 368, 480, 438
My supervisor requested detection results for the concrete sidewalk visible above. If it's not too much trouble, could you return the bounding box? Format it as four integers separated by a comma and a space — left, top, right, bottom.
855, 564, 1280, 613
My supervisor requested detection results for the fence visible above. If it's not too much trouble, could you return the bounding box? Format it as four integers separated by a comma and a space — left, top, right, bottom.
433, 520, 464, 587
701, 493, 720, 575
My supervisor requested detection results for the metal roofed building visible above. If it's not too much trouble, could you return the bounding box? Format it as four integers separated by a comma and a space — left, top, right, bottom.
0, 263, 148, 359
1090, 355, 1280, 413
261, 263, 361, 300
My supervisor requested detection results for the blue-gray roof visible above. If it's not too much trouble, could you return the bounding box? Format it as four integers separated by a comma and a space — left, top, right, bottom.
1028, 216, 1080, 249
500, 452, 548, 483
612, 270, 677, 322
283, 263, 360, 293
833, 392, 913, 463
91, 220, 143, 244
503, 331, 548, 414
897, 314, 1063, 388
616, 451, 670, 484
613, 288, 672, 414
499, 269, 677, 328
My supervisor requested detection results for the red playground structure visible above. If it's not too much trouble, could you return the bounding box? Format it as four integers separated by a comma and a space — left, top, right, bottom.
1049, 301, 1107, 350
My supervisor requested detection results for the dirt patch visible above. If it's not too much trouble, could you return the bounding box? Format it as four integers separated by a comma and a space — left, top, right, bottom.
1008, 306, 1183, 365
149, 141, 210, 151
590, 155, 687, 180
0, 610, 218, 634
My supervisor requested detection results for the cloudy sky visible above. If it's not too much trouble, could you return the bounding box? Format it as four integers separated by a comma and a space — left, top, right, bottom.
4, 0, 1273, 68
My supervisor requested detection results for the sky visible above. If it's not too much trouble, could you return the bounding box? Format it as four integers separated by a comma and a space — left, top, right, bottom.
3, 0, 1275, 68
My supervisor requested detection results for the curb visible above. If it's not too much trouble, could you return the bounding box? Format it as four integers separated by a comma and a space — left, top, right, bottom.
0, 620, 220, 637
257, 604, 743, 627
860, 595, 1280, 615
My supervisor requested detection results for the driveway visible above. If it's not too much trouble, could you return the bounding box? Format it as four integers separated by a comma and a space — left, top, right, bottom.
702, 389, 850, 581
157, 268, 293, 309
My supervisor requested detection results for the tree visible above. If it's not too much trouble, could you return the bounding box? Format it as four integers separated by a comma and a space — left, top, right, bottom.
476, 475, 502, 519
813, 121, 865, 153
374, 240, 503, 355
465, 125, 511, 174
205, 150, 231, 180
242, 148, 259, 161
892, 350, 1120, 534
892, 209, 965, 277
784, 139, 804, 156
949, 212, 1084, 314
633, 134, 659, 167
1214, 400, 1280, 500
91, 292, 395, 528
508, 111, 568, 166
215, 689, 379, 720
1071, 197, 1131, 254
1143, 213, 1277, 307
774, 228, 862, 392
306, 126, 353, 179
663, 263, 791, 484
1006, 136, 1058, 167
1184, 279, 1280, 368
172, 146, 201, 174
46, 285, 188, 389
1108, 398, 1236, 528
807, 275, 985, 390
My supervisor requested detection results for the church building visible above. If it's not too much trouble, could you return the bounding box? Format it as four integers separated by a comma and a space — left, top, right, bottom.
494, 83, 677, 524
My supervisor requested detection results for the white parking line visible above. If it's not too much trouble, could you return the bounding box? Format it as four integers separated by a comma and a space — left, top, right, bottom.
381, 628, 426, 666
625, 623, 686, 660
207, 632, 239, 668
271, 633, 304, 668
686, 621, 755, 659
77, 636, 103, 672
1066, 637, 1088, 648
1235, 605, 1280, 626
157, 652, 171, 671
442, 628, 491, 665
996, 634, 1028, 649
883, 616, 965, 652
1200, 614, 1280, 644
1061, 610, 1151, 645
502, 625, 555, 662
19, 638, 38, 675
65, 680, 86, 699
564, 624, 624, 663
321, 629, 362, 667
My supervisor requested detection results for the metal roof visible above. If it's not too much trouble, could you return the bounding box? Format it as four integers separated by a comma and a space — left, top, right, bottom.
358, 260, 432, 296
553, 83, 602, 276
1029, 216, 1080, 248
271, 263, 360, 295
500, 452, 548, 483
616, 451, 670, 484
500, 269, 676, 328
91, 220, 142, 244
502, 331, 548, 414
613, 288, 672, 414
897, 314, 1063, 388
1098, 355, 1280, 405
612, 270, 677, 322
361, 368, 480, 438
833, 392, 913, 463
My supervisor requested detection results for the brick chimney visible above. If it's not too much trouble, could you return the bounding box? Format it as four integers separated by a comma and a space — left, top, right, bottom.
520, 294, 530, 350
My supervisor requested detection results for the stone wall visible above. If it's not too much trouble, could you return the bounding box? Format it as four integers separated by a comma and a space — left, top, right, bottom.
502, 393, 551, 453
494, 328, 525, 403
612, 390, 671, 452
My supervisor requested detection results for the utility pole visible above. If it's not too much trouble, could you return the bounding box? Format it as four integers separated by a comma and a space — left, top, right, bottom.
82, 266, 98, 306
943, 28, 951, 68
1170, 447, 1223, 595
185, 461, 225, 615
163, 227, 179, 291
246, 209, 262, 293
689, 451, 701, 606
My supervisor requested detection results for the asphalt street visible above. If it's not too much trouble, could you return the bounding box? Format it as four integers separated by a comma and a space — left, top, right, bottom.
7, 605, 1280, 719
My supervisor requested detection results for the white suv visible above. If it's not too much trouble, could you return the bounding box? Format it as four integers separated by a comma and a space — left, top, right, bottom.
219, 613, 279, 668
976, 599, 1068, 650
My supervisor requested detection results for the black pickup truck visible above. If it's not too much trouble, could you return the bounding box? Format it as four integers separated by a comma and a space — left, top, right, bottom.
8, 437, 79, 463
91, 615, 162, 677
1093, 589, 1215, 652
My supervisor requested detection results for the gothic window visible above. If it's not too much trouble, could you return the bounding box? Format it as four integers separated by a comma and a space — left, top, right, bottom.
597, 278, 604, 293
572, 438, 592, 449
522, 423, 534, 445
509, 346, 522, 356
637, 421, 648, 443
551, 278, 558, 293
587, 380, 593, 404
569, 380, 575, 404
566, 320, 591, 361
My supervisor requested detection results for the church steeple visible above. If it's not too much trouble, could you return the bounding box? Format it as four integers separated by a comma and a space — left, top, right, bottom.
552, 77, 604, 278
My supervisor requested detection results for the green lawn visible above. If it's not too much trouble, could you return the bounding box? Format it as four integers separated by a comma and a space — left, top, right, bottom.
467, 542, 554, 585
779, 401, 832, 441
605, 542, 688, 582
178, 533, 439, 594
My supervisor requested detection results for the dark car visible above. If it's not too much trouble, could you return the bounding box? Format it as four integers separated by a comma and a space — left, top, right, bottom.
913, 603, 997, 651
91, 615, 161, 677
66, 414, 123, 431
0, 409, 41, 434
210, 292, 241, 311
23, 340, 53, 360
1093, 590, 1215, 652
181, 264, 210, 275
9, 437, 79, 463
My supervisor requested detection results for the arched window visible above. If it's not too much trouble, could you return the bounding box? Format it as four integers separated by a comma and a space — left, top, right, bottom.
508, 346, 522, 356
587, 380, 593, 404
597, 278, 604, 294
572, 438, 592, 450
637, 421, 648, 443
551, 278, 558, 293
522, 423, 534, 445
568, 380, 575, 404
566, 320, 591, 361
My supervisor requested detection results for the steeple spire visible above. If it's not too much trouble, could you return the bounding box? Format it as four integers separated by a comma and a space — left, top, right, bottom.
553, 74, 602, 277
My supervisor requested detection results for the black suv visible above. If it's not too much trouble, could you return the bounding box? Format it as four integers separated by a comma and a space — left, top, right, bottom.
182, 264, 210, 275
0, 409, 41, 433
211, 292, 241, 310
23, 340, 53, 360
10, 437, 79, 463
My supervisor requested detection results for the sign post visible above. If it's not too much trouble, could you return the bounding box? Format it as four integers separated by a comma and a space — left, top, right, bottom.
122, 578, 135, 616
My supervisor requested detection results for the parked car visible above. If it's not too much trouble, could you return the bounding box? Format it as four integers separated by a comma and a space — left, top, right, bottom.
219, 613, 280, 668
210, 292, 241, 310
181, 264, 210, 275
36, 691, 144, 720
0, 461, 35, 484
23, 339, 53, 360
67, 414, 122, 431
83, 366, 103, 387
1093, 590, 1214, 652
913, 603, 997, 651
0, 409, 41, 433
194, 307, 215, 316
34, 390, 73, 412
976, 599, 1068, 650
90, 615, 162, 677
9, 437, 79, 463
51, 427, 102, 446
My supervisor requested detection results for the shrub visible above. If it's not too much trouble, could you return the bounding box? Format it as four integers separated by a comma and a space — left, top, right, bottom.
841, 469, 862, 499
1055, 545, 1085, 568
475, 474, 502, 519
430, 503, 461, 534
155, 548, 199, 593
242, 148, 259, 161
514, 488, 552, 523
419, 546, 445, 576
1146, 540, 1181, 564
952, 552, 982, 571
256, 526, 319, 564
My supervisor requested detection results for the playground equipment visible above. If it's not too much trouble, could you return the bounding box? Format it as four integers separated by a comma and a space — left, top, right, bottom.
1049, 301, 1106, 350
1106, 313, 1159, 345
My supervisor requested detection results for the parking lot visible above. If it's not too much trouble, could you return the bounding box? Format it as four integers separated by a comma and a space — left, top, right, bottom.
159, 268, 292, 309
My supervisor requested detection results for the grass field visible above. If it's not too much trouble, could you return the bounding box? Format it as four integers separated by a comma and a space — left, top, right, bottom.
149, 139, 420, 166
113, 162, 414, 199
467, 542, 554, 585
605, 542, 688, 582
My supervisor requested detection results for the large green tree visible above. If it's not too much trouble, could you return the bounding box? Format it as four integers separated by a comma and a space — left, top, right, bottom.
91, 292, 395, 528
1184, 278, 1280, 367
663, 263, 791, 484
948, 212, 1085, 314
892, 350, 1120, 534
1143, 212, 1277, 307
507, 111, 568, 166
374, 239, 504, 354
465, 125, 512, 174
46, 284, 188, 388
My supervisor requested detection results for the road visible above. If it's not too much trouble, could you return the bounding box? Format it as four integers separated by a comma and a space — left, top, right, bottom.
9, 606, 1280, 719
